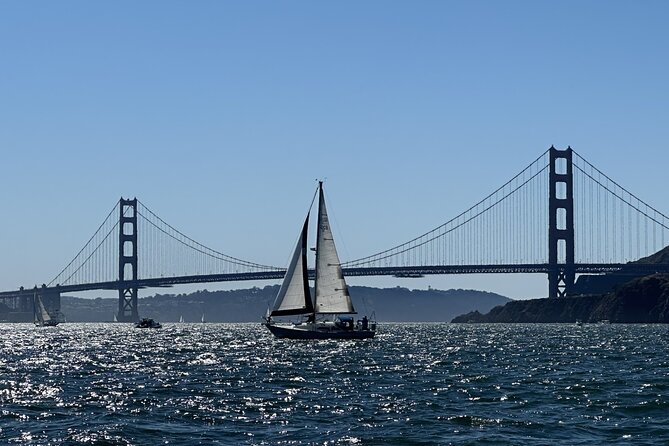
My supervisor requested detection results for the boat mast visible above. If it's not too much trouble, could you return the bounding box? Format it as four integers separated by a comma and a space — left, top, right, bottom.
33, 290, 38, 324
312, 181, 324, 319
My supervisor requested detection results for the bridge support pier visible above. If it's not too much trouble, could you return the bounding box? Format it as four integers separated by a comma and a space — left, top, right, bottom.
19, 293, 32, 313
117, 198, 139, 322
548, 146, 575, 298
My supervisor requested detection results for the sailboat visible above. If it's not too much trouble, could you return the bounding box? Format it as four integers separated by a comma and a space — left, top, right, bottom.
179, 315, 184, 323
33, 293, 59, 327
264, 182, 376, 339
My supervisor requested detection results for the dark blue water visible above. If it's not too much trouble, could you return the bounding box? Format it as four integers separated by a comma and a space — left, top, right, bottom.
1, 323, 668, 445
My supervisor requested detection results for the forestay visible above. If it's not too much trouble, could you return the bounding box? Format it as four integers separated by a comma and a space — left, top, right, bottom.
314, 187, 355, 314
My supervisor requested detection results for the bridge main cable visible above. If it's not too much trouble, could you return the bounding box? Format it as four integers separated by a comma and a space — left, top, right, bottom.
342, 149, 551, 268
136, 199, 282, 272
48, 201, 121, 287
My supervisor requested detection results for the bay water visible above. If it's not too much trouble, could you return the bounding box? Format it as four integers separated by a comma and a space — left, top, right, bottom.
1, 323, 668, 445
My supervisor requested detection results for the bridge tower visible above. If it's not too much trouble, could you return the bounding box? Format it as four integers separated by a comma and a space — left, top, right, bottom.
117, 198, 139, 322
548, 147, 575, 298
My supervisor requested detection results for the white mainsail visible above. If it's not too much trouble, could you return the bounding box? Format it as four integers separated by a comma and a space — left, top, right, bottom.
314, 185, 355, 314
35, 295, 52, 324
270, 216, 314, 316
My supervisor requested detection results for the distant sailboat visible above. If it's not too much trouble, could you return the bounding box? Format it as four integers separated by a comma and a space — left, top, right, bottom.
264, 182, 376, 339
179, 315, 184, 323
201, 313, 205, 323
113, 313, 118, 323
34, 293, 58, 327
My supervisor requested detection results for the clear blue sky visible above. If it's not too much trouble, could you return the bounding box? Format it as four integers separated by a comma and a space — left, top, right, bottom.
1, 1, 668, 299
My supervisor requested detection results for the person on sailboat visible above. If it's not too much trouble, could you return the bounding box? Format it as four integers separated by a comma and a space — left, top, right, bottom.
362, 316, 368, 330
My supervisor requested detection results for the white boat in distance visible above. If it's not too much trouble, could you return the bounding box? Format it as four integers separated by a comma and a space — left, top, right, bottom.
264, 182, 376, 339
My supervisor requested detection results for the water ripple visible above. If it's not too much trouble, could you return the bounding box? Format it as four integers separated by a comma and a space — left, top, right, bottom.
0, 323, 668, 444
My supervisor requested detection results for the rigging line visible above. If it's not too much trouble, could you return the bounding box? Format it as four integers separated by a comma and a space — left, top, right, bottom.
343, 149, 551, 265
573, 151, 669, 223
347, 165, 550, 265
136, 200, 281, 270
47, 200, 120, 286
278, 183, 320, 269
136, 210, 282, 271
322, 185, 352, 264
573, 165, 669, 231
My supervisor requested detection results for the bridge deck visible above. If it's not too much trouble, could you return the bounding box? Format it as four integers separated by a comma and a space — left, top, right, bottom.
2, 263, 668, 299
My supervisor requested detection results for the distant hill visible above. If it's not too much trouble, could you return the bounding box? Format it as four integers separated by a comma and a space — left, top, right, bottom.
453, 274, 669, 323
453, 245, 669, 324
61, 285, 510, 322
573, 245, 669, 295
635, 245, 669, 264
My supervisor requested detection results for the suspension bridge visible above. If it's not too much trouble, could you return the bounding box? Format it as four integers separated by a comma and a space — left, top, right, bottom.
2, 147, 669, 322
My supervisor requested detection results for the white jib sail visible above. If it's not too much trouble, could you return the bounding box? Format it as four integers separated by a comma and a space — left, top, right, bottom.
37, 296, 51, 323
271, 216, 314, 316
314, 186, 355, 314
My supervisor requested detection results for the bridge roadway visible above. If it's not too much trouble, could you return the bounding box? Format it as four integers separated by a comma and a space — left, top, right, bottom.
2, 263, 669, 299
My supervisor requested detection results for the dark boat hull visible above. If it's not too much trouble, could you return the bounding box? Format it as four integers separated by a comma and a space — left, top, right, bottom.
135, 318, 162, 329
34, 320, 59, 327
265, 323, 375, 339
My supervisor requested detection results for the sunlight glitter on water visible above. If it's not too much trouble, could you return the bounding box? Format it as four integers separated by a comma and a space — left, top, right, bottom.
0, 323, 668, 444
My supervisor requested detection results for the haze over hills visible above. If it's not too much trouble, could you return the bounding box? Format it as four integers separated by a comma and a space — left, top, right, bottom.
61, 285, 510, 323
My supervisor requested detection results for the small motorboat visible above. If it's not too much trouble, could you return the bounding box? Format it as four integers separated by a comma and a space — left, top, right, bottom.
135, 318, 162, 329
